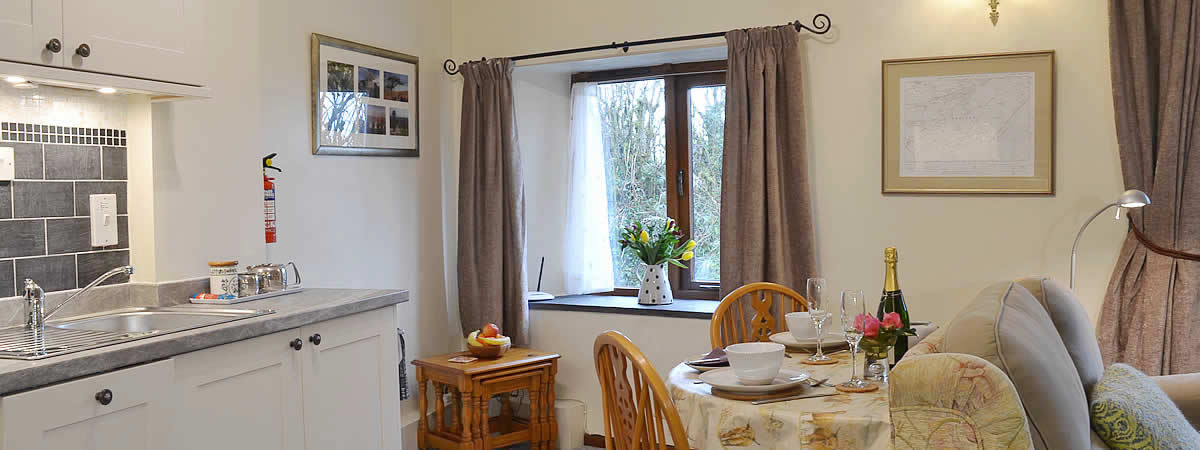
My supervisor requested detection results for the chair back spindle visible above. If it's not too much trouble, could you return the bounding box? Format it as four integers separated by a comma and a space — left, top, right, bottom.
593, 331, 690, 450
710, 282, 809, 349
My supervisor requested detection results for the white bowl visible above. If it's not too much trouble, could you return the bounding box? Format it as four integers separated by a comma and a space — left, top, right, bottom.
785, 312, 817, 340
724, 342, 785, 386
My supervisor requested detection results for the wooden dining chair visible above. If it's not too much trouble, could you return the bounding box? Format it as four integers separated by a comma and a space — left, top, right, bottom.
593, 331, 690, 450
710, 282, 809, 349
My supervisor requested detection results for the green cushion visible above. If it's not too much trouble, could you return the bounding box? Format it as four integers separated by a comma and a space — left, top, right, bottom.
1090, 363, 1200, 449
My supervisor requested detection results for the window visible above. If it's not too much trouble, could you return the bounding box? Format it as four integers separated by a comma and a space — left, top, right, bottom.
584, 62, 726, 299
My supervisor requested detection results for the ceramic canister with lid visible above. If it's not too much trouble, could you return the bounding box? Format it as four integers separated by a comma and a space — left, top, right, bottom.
208, 260, 240, 297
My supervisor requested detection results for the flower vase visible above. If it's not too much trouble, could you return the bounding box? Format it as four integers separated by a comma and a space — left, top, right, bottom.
861, 335, 897, 383
637, 263, 673, 305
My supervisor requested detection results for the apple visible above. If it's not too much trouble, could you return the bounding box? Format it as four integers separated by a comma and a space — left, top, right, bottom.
481, 323, 500, 338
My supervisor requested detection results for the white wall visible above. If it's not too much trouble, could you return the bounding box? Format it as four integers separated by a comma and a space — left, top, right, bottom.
455, 0, 1123, 324
515, 69, 572, 295
150, 0, 456, 428
454, 0, 1124, 435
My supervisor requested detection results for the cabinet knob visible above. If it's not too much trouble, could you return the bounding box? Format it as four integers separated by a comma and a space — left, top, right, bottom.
95, 388, 113, 405
289, 338, 303, 351
309, 333, 322, 346
75, 43, 91, 58
45, 39, 62, 53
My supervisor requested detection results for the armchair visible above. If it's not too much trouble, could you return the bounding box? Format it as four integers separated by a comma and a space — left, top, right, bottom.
889, 277, 1200, 449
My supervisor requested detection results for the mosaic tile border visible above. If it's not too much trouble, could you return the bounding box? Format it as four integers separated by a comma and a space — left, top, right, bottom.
0, 122, 126, 146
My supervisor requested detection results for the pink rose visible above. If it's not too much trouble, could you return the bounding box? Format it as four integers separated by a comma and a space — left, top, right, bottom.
881, 312, 903, 330
856, 313, 881, 338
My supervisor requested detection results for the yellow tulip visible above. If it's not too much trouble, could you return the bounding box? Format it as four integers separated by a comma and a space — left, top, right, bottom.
685, 240, 696, 251
682, 251, 694, 261
639, 230, 649, 243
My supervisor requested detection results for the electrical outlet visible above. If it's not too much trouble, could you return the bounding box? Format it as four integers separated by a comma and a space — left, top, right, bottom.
0, 147, 13, 181
89, 194, 118, 246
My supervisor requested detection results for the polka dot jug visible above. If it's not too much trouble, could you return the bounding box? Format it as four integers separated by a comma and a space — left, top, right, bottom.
637, 263, 674, 305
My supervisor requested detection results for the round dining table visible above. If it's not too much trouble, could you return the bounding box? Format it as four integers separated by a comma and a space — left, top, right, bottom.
666, 349, 891, 449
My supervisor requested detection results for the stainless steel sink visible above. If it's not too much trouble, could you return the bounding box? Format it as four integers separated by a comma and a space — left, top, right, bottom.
0, 307, 273, 360
53, 307, 270, 334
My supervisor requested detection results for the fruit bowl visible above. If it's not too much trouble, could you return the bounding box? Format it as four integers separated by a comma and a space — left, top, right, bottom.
467, 343, 510, 359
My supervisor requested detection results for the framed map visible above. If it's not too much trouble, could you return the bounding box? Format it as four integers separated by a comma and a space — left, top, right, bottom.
882, 51, 1054, 193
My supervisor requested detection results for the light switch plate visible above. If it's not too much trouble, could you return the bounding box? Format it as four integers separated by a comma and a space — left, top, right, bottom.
89, 194, 118, 246
0, 147, 13, 181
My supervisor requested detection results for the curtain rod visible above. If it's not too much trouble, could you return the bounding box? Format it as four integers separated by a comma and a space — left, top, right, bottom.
442, 13, 831, 75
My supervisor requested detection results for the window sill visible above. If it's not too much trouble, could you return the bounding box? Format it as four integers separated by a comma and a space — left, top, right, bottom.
528, 295, 717, 319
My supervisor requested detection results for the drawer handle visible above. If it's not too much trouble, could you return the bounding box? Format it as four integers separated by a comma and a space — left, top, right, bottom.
75, 43, 91, 58
46, 38, 62, 53
309, 333, 322, 346
290, 338, 303, 351
95, 389, 113, 405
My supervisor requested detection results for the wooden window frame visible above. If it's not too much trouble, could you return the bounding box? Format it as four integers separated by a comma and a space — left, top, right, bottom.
578, 61, 726, 300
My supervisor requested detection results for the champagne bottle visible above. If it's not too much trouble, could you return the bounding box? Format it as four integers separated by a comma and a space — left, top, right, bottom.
877, 247, 911, 362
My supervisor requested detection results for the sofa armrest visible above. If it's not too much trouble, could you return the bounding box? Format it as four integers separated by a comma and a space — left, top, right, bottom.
1151, 372, 1200, 428
889, 353, 1034, 449
904, 324, 946, 359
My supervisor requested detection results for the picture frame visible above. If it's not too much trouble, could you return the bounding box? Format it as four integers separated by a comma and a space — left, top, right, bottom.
881, 51, 1054, 194
310, 33, 419, 157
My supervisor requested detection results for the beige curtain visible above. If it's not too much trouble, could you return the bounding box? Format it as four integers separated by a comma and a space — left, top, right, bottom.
1099, 0, 1200, 375
457, 59, 529, 346
719, 27, 817, 299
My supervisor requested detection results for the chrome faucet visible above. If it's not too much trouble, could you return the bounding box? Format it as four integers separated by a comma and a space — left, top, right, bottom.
23, 279, 45, 330
24, 265, 134, 330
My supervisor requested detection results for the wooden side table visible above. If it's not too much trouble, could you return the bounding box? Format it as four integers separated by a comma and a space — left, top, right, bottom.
414, 348, 560, 450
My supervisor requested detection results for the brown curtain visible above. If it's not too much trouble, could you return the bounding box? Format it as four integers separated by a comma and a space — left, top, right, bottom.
719, 27, 817, 299
457, 59, 529, 346
1099, 0, 1200, 375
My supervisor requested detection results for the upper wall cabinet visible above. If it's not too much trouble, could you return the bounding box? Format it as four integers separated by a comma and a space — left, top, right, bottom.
0, 0, 61, 66
61, 0, 203, 86
0, 0, 207, 94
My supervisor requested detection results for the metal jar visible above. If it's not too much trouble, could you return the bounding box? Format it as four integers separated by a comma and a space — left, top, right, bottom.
238, 273, 265, 297
245, 261, 302, 293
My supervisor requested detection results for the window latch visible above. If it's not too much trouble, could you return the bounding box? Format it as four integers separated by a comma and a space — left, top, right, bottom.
676, 170, 684, 196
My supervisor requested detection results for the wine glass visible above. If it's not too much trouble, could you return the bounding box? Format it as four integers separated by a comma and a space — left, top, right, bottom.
840, 289, 869, 389
806, 278, 831, 362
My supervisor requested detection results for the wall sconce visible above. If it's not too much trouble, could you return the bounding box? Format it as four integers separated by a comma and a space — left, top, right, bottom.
989, 0, 999, 25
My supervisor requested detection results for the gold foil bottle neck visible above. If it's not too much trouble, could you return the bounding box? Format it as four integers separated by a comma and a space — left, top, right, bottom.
884, 247, 900, 292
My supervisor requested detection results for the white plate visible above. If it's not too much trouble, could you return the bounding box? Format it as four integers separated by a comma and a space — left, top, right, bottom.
699, 367, 810, 394
769, 332, 848, 350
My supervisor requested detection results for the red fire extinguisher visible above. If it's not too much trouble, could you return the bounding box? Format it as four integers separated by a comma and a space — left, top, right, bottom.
263, 153, 281, 244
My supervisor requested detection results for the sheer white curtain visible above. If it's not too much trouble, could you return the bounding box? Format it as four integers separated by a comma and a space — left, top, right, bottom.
563, 82, 614, 294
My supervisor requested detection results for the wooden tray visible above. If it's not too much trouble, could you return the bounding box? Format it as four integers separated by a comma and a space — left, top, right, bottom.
710, 385, 807, 402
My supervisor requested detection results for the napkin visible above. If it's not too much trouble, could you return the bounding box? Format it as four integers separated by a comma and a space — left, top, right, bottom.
688, 348, 729, 367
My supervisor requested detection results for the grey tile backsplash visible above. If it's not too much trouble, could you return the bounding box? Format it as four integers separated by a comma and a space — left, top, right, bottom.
0, 123, 130, 297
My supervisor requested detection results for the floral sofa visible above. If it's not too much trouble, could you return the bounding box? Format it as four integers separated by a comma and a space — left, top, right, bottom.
887, 277, 1200, 449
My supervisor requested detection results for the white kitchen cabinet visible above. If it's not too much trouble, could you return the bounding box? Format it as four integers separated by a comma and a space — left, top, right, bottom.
300, 307, 402, 450
60, 0, 204, 86
0, 305, 399, 450
168, 305, 400, 450
0, 0, 204, 86
169, 329, 305, 450
0, 0, 61, 66
0, 359, 174, 450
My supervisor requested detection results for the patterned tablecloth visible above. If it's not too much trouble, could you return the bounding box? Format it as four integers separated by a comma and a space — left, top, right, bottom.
667, 350, 891, 449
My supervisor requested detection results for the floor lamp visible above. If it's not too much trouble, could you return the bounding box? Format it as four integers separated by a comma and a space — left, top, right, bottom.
1071, 189, 1151, 289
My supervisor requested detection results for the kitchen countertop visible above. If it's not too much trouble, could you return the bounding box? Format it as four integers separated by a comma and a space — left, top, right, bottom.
0, 288, 407, 395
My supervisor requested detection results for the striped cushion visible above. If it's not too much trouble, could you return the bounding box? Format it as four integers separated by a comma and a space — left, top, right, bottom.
1090, 363, 1200, 449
